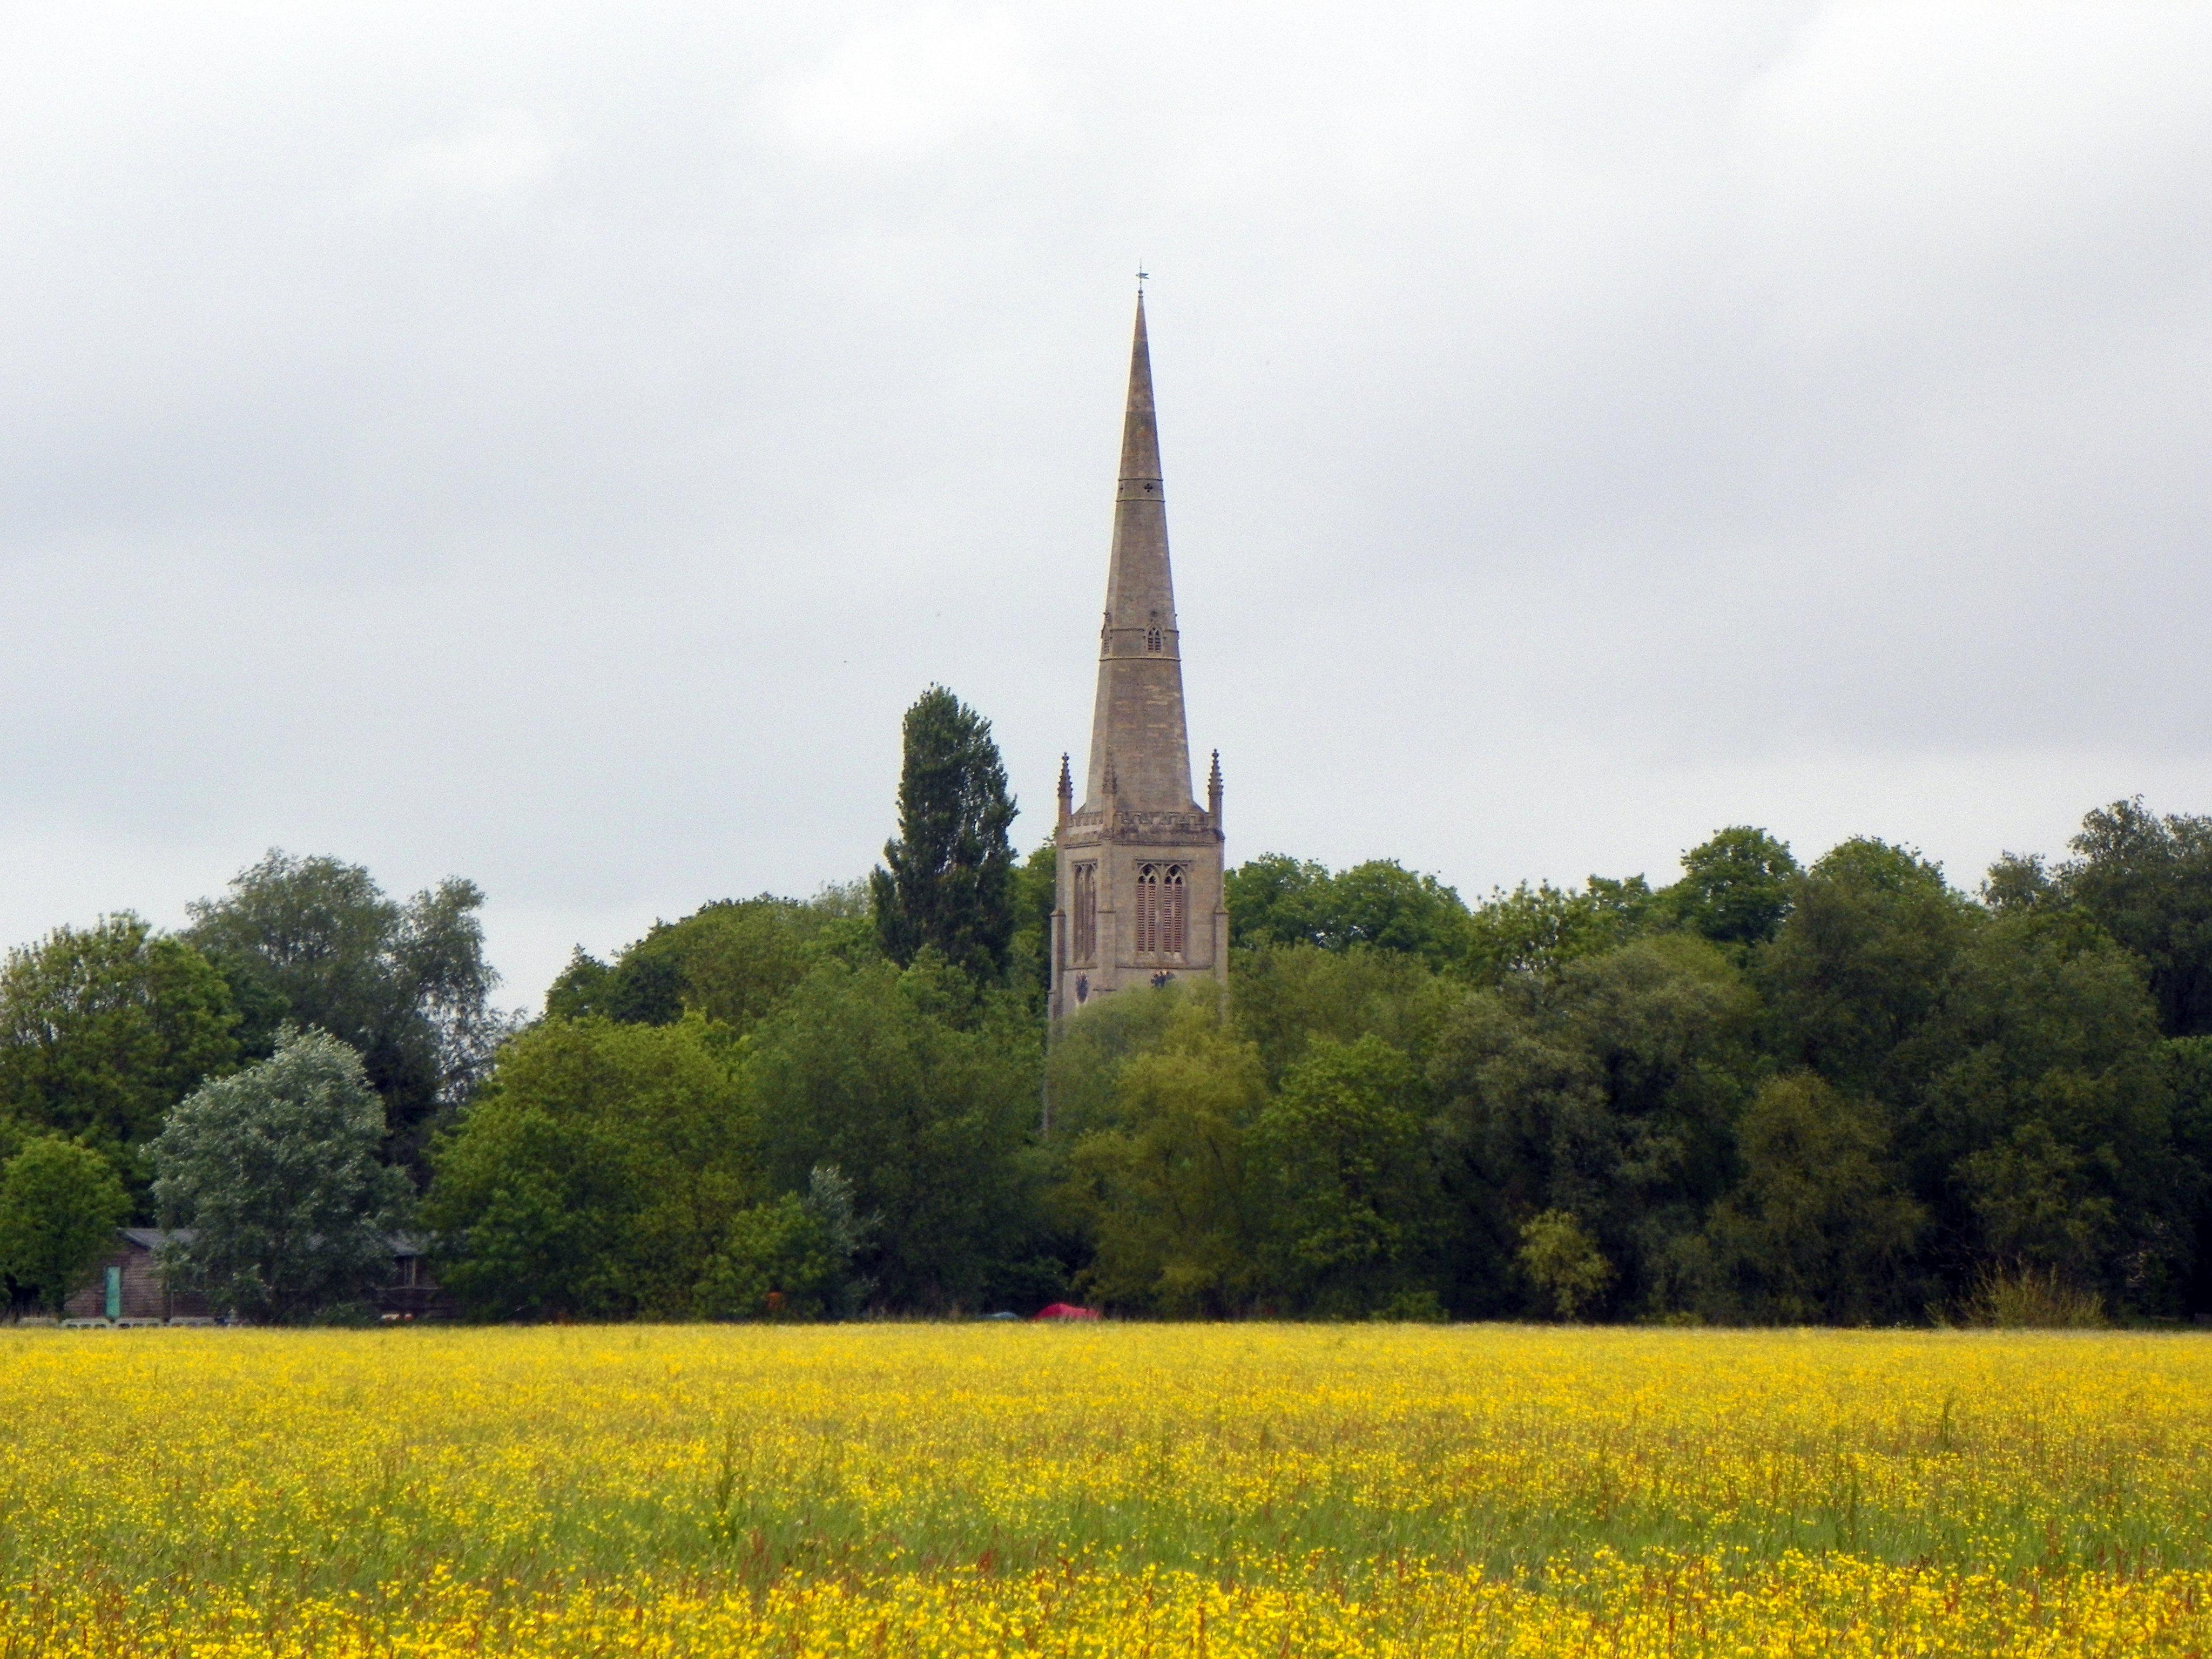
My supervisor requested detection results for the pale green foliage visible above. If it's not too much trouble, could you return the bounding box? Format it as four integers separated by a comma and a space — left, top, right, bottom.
0, 1137, 129, 1314
1517, 1210, 1611, 1319
1465, 878, 1658, 982
698, 1166, 869, 1320
1068, 999, 1267, 1316
1043, 979, 1193, 1140
1226, 855, 1473, 968
153, 1029, 413, 1323
544, 892, 869, 1034
1255, 1034, 1436, 1316
185, 852, 507, 1171
1954, 1261, 2107, 1328
1230, 942, 1456, 1084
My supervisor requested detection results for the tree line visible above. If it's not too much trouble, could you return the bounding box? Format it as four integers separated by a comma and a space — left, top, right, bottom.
3, 684, 2210, 1325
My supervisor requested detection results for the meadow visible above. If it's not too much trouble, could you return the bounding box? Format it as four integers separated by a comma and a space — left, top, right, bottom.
2, 1323, 2210, 1656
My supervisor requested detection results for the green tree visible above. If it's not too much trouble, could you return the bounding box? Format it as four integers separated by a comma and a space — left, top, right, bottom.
1955, 1120, 2114, 1280
0, 915, 238, 1201
1463, 877, 1659, 983
1757, 839, 1979, 1099
1253, 1034, 1439, 1315
423, 1014, 759, 1320
152, 1030, 414, 1323
698, 1166, 870, 1320
1041, 975, 1190, 1140
1226, 856, 1473, 968
747, 954, 1041, 1311
1904, 907, 2176, 1303
1431, 934, 1759, 1316
0, 1137, 130, 1315
1694, 1074, 1924, 1323
185, 852, 508, 1170
1067, 998, 1267, 1315
2169, 1036, 2212, 1312
869, 687, 1018, 982
1006, 846, 1058, 1014
1516, 1210, 1612, 1320
1224, 855, 1333, 950
2054, 799, 2212, 1037
1665, 826, 1799, 947
546, 893, 863, 1035
1756, 840, 2184, 1313
1229, 941, 1456, 1085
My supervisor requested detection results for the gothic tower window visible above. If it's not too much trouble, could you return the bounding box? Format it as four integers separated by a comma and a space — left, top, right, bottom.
1072, 862, 1097, 965
1146, 626, 1162, 653
1135, 863, 1186, 957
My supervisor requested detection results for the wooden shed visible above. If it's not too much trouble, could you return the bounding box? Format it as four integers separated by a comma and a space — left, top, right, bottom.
62, 1229, 213, 1323
60, 1229, 450, 1323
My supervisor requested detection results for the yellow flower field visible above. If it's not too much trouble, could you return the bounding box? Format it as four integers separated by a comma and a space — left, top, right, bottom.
2, 1324, 2209, 1655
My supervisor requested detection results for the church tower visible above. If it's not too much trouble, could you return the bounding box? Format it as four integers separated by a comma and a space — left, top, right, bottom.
1050, 294, 1228, 1019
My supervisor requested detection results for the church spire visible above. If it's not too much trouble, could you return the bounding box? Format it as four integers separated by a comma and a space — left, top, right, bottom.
1049, 292, 1228, 1023
1082, 292, 1196, 812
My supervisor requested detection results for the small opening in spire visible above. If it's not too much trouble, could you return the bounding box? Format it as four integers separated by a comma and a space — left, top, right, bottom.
1146, 626, 1162, 653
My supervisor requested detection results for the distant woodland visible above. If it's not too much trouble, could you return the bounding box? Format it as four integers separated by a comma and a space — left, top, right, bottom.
5, 684, 2210, 1327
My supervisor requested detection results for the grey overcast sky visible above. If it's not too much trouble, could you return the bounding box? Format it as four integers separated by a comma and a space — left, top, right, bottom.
4, 3, 2209, 1010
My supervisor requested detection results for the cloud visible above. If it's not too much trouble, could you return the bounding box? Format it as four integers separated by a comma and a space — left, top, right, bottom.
0, 3, 2206, 1007
760, 11, 1050, 161
357, 110, 562, 213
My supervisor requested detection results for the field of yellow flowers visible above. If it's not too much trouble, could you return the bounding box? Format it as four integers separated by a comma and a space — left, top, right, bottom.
2, 1323, 2209, 1656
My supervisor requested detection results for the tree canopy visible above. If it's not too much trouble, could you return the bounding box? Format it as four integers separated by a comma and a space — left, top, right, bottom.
0, 915, 238, 1202
152, 1029, 414, 1323
185, 852, 508, 1172
0, 1136, 130, 1315
870, 686, 1018, 983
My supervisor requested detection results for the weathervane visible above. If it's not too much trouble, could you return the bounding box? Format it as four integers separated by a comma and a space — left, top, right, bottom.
1136, 264, 1149, 292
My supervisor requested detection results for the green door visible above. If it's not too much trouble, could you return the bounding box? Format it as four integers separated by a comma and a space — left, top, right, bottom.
104, 1265, 122, 1321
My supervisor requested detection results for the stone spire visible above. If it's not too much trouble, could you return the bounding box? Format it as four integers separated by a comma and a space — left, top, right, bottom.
1082, 292, 1196, 813
1049, 292, 1228, 1025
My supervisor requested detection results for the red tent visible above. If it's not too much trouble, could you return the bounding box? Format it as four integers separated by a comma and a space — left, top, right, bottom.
1034, 1303, 1100, 1321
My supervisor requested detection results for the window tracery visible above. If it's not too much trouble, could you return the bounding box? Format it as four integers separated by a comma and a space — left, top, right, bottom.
1135, 862, 1186, 957
1072, 862, 1097, 965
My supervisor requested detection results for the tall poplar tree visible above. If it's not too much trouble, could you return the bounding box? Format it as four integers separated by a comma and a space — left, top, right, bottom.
871, 687, 1017, 983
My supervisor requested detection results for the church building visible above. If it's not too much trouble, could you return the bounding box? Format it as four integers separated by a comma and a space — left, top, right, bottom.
1050, 295, 1228, 1019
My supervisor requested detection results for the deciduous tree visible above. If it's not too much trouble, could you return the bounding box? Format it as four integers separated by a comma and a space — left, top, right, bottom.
2055, 799, 2212, 1038
152, 1030, 414, 1323
0, 1137, 130, 1315
0, 915, 238, 1200
1694, 1074, 1924, 1323
423, 1014, 759, 1320
1067, 999, 1267, 1315
747, 954, 1039, 1311
186, 852, 509, 1170
1516, 1210, 1611, 1320
1665, 827, 1799, 947
1255, 1034, 1438, 1316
